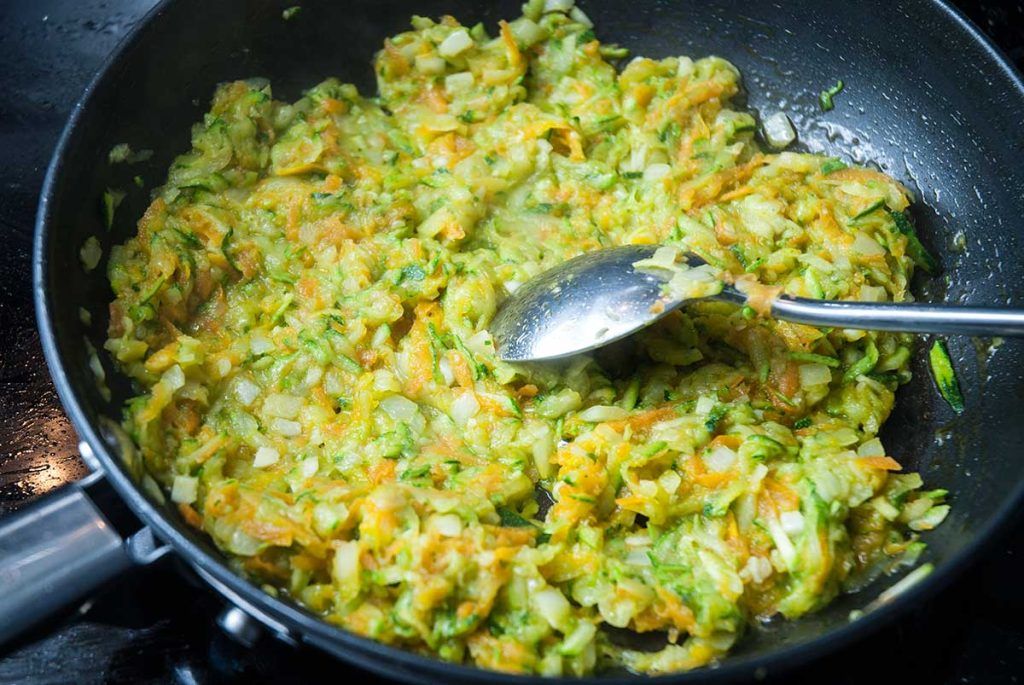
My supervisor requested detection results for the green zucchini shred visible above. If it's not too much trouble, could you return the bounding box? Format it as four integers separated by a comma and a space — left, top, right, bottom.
929, 339, 964, 413
101, 189, 126, 230
819, 80, 845, 112
887, 209, 939, 274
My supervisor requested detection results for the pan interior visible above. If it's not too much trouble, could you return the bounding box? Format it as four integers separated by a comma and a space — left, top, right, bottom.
36, 0, 1024, 679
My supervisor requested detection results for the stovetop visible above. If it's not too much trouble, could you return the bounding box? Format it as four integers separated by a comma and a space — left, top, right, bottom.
1, 1, 1023, 683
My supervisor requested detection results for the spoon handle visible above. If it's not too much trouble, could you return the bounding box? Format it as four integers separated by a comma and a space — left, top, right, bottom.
770, 296, 1024, 336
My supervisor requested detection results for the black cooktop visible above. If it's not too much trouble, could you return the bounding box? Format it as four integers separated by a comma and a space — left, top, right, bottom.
2, 1, 1023, 683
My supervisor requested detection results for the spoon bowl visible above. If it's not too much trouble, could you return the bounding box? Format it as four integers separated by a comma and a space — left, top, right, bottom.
490, 246, 742, 362
490, 246, 1024, 363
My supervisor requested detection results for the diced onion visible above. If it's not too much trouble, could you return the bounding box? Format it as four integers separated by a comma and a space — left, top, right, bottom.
530, 423, 553, 478
510, 18, 545, 47
170, 475, 198, 504
438, 356, 455, 386
422, 113, 460, 133
414, 54, 445, 75
859, 285, 888, 302
235, 378, 261, 406
264, 393, 303, 419
798, 363, 832, 387
313, 502, 345, 537
695, 395, 716, 415
249, 333, 274, 355
577, 405, 629, 422
444, 71, 474, 94
569, 6, 593, 27
762, 112, 796, 149
253, 446, 280, 468
705, 445, 737, 472
300, 456, 319, 479
632, 246, 679, 277
80, 236, 102, 272
852, 231, 886, 256
676, 56, 695, 78
532, 588, 572, 631
429, 513, 463, 537
380, 394, 420, 422
332, 540, 362, 599
438, 28, 473, 58
636, 479, 658, 497
271, 418, 302, 437
544, 0, 574, 12
658, 469, 681, 494
625, 548, 653, 566
466, 330, 493, 356
371, 324, 391, 348
324, 370, 343, 397
857, 438, 886, 457
780, 510, 805, 536
372, 370, 401, 393
304, 366, 323, 388
741, 556, 773, 584
163, 365, 186, 392
451, 391, 480, 425
643, 163, 671, 181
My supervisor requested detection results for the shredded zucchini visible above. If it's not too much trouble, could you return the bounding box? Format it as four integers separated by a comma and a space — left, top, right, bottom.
103, 1, 946, 676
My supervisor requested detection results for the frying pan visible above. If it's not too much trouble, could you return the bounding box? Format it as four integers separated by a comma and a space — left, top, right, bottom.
6, 0, 1024, 681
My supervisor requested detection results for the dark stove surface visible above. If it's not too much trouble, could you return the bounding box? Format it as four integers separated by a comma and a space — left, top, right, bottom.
1, 1, 1023, 683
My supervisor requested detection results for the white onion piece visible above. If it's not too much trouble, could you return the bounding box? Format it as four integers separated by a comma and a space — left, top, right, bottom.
170, 475, 198, 504
451, 391, 480, 425
798, 363, 833, 387
762, 112, 796, 149
577, 405, 630, 422
438, 29, 473, 58
380, 394, 420, 422
780, 510, 805, 536
705, 445, 737, 472
253, 446, 280, 468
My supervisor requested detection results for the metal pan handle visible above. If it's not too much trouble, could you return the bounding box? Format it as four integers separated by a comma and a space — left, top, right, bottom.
0, 470, 167, 646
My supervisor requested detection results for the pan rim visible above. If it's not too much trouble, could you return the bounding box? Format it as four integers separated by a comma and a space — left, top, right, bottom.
31, 0, 1024, 682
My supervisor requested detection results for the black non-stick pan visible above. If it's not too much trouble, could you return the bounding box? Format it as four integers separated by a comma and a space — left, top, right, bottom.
6, 0, 1024, 682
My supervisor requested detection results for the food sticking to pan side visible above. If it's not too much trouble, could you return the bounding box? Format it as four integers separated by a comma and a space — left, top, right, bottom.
101, 0, 949, 675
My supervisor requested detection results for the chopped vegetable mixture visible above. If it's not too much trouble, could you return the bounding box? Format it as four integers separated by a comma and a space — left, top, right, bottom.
105, 0, 947, 675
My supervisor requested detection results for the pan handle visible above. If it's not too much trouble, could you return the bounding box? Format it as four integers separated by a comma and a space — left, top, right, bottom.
0, 472, 166, 645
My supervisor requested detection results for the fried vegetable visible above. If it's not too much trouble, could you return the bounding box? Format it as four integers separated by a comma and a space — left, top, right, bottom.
103, 1, 945, 675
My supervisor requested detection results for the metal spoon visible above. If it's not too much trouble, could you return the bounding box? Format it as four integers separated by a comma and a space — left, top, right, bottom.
490, 245, 1024, 362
